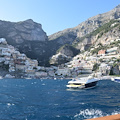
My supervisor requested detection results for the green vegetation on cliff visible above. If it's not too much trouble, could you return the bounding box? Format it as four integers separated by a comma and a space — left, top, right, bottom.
73, 19, 120, 47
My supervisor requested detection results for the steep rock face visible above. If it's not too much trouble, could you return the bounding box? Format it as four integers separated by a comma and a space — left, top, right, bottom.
0, 19, 48, 43
49, 29, 77, 45
110, 65, 120, 75
76, 19, 120, 50
50, 45, 79, 65
50, 53, 71, 65
0, 19, 79, 66
48, 4, 120, 49
58, 45, 79, 58
0, 19, 50, 66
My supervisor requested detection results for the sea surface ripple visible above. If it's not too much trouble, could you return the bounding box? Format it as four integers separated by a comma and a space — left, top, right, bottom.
0, 79, 119, 120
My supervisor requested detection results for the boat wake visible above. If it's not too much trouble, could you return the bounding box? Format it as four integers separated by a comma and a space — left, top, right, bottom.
74, 109, 120, 120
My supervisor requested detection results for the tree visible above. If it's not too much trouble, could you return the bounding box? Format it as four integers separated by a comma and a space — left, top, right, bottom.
92, 63, 99, 71
109, 67, 114, 75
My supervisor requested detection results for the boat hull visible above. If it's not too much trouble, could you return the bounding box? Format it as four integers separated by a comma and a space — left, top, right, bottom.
66, 84, 85, 89
113, 79, 120, 83
85, 81, 98, 88
114, 79, 120, 83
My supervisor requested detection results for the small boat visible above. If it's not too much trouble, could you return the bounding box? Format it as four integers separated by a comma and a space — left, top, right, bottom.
66, 75, 99, 89
111, 77, 120, 83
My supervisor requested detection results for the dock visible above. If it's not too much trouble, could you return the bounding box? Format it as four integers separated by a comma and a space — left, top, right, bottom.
85, 114, 120, 120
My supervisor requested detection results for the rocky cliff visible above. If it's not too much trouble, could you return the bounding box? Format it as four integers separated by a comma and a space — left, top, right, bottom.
47, 4, 120, 65
50, 44, 79, 65
0, 19, 53, 66
0, 19, 47, 42
1, 5, 120, 66
74, 19, 120, 51
0, 19, 80, 66
48, 4, 120, 51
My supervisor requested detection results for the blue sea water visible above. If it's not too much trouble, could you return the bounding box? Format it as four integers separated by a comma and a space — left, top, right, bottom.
0, 79, 119, 120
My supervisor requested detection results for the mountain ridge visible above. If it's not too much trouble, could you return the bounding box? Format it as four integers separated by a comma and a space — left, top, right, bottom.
48, 4, 120, 65
48, 4, 120, 43
1, 4, 120, 66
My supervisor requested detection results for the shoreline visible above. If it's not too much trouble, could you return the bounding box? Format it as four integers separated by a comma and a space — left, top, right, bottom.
1, 75, 113, 80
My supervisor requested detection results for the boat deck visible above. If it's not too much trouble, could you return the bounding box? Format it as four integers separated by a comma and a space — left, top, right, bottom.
85, 114, 120, 120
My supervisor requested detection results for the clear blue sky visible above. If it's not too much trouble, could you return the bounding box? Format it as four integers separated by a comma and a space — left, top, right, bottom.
0, 0, 120, 35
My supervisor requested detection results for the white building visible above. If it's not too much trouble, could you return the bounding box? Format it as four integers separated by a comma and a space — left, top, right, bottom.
56, 67, 71, 76
17, 54, 26, 60
1, 48, 11, 56
99, 63, 110, 75
0, 38, 7, 44
9, 67, 15, 72
0, 57, 5, 63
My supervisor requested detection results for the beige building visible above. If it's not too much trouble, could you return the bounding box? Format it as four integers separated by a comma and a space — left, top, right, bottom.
35, 72, 47, 77
25, 69, 35, 74
15, 64, 26, 72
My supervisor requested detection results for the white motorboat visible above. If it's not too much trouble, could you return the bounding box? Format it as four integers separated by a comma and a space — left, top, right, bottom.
66, 75, 99, 89
111, 77, 120, 83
